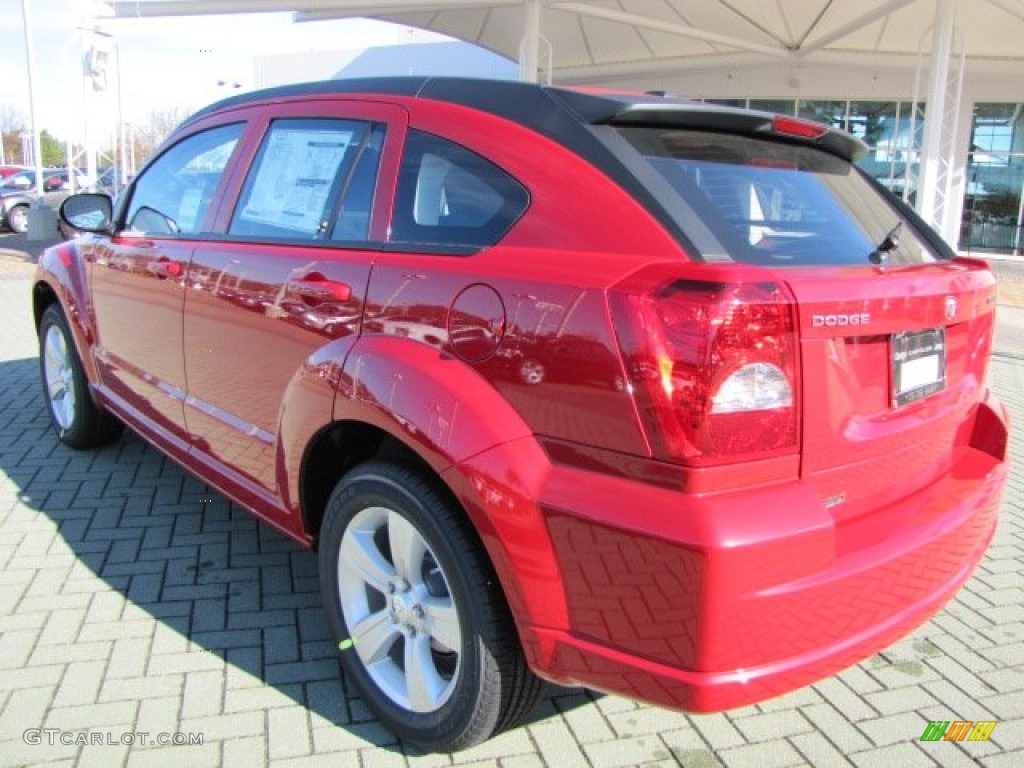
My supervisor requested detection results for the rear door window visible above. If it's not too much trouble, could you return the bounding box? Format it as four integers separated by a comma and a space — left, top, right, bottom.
615, 128, 940, 266
229, 118, 384, 243
391, 130, 529, 250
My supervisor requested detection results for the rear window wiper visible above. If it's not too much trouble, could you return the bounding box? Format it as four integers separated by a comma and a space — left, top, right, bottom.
869, 221, 902, 264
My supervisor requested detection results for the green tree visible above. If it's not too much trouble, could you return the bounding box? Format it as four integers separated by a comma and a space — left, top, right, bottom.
40, 130, 65, 166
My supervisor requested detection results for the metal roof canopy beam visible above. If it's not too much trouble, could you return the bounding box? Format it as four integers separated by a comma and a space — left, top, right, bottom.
292, 0, 521, 20
550, 3, 791, 57
982, 0, 1024, 25
554, 52, 771, 83
110, 0, 525, 24
110, 1, 307, 16
109, 0, 484, 17
797, 0, 917, 56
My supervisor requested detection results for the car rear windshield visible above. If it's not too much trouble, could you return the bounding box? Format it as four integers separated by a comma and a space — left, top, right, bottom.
615, 127, 941, 266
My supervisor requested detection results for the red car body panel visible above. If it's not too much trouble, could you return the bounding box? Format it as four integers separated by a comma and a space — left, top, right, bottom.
90, 236, 194, 451
183, 240, 373, 495
33, 78, 1010, 716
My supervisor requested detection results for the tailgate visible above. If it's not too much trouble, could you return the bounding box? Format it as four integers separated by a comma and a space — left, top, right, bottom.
781, 259, 997, 548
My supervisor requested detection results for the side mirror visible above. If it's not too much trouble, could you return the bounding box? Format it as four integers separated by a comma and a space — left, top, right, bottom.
60, 193, 113, 234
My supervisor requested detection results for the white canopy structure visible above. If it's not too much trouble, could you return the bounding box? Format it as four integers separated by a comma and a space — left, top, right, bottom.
103, 1, 1024, 249
104, 1, 1024, 82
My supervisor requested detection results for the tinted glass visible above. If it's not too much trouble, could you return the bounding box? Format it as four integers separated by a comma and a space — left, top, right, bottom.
330, 124, 385, 243
616, 128, 941, 266
2, 172, 34, 189
231, 118, 382, 242
391, 130, 529, 249
125, 124, 242, 235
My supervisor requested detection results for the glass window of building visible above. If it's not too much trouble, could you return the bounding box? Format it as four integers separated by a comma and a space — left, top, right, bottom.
847, 101, 922, 203
748, 99, 797, 116
797, 100, 847, 130
703, 98, 747, 109
962, 103, 1024, 253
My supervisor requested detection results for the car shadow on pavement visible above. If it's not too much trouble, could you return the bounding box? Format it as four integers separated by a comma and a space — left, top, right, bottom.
0, 354, 594, 758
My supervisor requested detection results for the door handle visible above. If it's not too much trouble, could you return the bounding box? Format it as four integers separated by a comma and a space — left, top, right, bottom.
290, 278, 352, 302
147, 257, 182, 278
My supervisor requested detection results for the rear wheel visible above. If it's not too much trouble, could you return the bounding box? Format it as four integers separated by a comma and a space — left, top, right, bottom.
38, 304, 122, 448
7, 205, 28, 234
318, 461, 543, 751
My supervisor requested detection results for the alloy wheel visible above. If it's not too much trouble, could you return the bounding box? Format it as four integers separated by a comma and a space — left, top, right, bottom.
43, 324, 77, 431
337, 506, 462, 713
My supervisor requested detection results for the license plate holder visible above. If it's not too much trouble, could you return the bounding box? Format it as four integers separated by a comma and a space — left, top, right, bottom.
892, 327, 946, 408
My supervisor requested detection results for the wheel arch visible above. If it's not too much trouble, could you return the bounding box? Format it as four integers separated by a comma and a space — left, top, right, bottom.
295, 335, 568, 666
32, 280, 59, 329
300, 419, 437, 548
33, 241, 102, 388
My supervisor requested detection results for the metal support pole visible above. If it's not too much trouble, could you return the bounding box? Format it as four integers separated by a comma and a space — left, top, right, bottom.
80, 30, 97, 192
116, 38, 127, 192
65, 139, 75, 194
1014, 175, 1024, 256
21, 0, 44, 196
917, 0, 956, 237
519, 0, 541, 83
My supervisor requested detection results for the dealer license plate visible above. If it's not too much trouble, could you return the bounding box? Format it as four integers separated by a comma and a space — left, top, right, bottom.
892, 327, 946, 408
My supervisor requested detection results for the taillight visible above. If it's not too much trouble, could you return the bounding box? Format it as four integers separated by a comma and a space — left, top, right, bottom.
772, 114, 828, 140
609, 266, 799, 465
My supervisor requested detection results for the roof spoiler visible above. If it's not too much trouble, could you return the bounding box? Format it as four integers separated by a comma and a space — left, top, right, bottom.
603, 103, 867, 162
549, 88, 866, 162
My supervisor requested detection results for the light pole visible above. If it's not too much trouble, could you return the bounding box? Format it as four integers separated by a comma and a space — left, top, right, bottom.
21, 0, 60, 241
20, 0, 43, 196
84, 27, 125, 194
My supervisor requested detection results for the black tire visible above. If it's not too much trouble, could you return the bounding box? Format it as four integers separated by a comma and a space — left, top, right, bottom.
38, 304, 122, 449
318, 460, 543, 752
8, 204, 29, 234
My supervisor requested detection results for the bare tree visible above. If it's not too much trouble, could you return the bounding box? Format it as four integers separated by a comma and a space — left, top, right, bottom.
1, 106, 28, 165
130, 106, 191, 167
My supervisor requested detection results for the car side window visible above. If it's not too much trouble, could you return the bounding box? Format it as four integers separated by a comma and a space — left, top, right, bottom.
125, 123, 243, 236
230, 118, 383, 242
330, 125, 385, 243
391, 130, 529, 249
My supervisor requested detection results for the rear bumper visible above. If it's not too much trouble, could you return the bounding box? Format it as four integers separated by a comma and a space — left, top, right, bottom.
524, 394, 1008, 712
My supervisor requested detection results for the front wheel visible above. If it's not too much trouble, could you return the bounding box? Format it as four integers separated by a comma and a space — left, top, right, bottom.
318, 461, 543, 751
38, 304, 122, 448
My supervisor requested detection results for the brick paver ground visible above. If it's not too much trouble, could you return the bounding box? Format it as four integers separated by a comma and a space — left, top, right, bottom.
1, 237, 1021, 767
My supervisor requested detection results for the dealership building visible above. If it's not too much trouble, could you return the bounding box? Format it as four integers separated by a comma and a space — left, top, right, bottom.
110, 0, 1024, 255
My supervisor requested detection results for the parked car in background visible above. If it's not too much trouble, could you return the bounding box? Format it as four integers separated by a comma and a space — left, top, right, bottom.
0, 164, 29, 179
35, 77, 1009, 752
1, 168, 88, 233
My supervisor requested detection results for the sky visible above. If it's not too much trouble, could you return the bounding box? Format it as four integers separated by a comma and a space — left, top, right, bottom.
0, 0, 447, 149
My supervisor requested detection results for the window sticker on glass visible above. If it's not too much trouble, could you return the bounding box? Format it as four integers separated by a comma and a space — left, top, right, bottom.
239, 129, 354, 234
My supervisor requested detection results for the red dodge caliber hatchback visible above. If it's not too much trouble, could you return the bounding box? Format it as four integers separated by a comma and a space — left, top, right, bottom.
34, 78, 1009, 751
